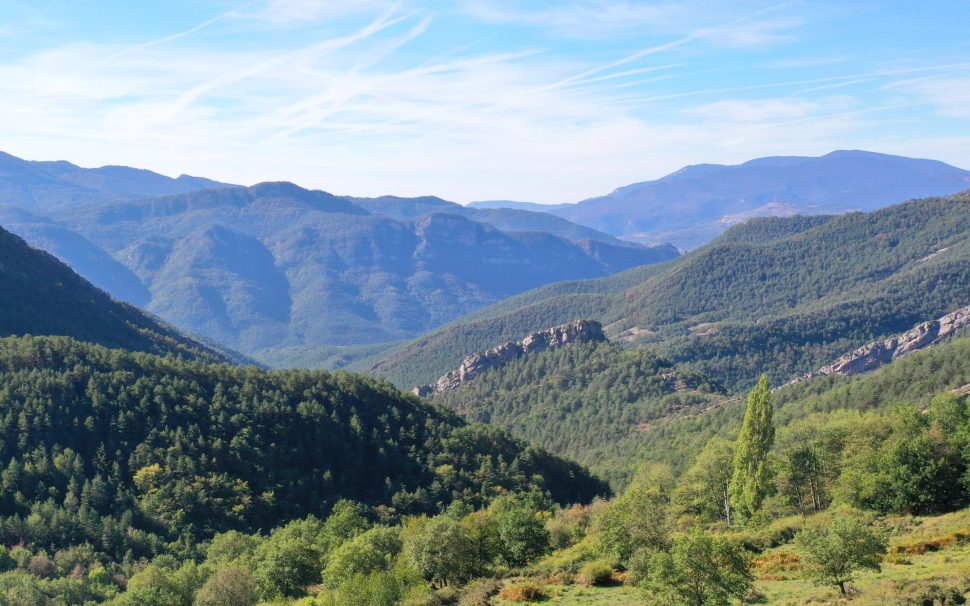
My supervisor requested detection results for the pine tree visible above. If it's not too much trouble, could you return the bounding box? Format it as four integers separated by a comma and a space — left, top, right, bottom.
730, 374, 774, 521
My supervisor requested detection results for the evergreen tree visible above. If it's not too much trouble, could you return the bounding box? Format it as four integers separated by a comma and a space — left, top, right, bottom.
730, 374, 775, 520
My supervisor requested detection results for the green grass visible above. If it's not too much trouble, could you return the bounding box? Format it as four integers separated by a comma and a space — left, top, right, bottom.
755, 509, 970, 605
493, 509, 970, 605
492, 583, 643, 606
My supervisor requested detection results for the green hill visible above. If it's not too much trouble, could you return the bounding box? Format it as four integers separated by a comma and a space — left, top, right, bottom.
0, 224, 228, 362
0, 335, 606, 561
363, 191, 970, 392
607, 332, 970, 483
432, 341, 725, 486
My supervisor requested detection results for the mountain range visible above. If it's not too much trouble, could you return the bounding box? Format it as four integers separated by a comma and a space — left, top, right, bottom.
2, 149, 968, 370
0, 152, 675, 366
471, 150, 970, 248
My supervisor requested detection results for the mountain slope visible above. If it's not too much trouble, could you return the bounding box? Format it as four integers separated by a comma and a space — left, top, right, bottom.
508, 151, 970, 248
426, 303, 970, 486
2, 181, 676, 362
0, 334, 607, 559
0, 223, 228, 361
363, 191, 970, 391
432, 340, 725, 486
0, 150, 234, 211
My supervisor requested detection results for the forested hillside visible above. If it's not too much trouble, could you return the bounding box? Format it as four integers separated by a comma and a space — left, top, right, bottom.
0, 335, 606, 557
353, 262, 674, 386
367, 191, 970, 392
2, 334, 965, 604
433, 341, 723, 485
603, 332, 970, 483
0, 224, 227, 362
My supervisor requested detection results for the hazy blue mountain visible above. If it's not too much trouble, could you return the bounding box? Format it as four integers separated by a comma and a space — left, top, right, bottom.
0, 173, 677, 364
469, 200, 573, 212
0, 222, 230, 362
478, 151, 970, 248
0, 151, 235, 211
347, 194, 628, 244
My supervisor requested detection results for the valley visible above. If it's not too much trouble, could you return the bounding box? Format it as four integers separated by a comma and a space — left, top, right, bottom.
0, 154, 968, 606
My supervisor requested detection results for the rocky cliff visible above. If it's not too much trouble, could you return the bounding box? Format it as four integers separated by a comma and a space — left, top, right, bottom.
800, 303, 970, 381
413, 319, 607, 396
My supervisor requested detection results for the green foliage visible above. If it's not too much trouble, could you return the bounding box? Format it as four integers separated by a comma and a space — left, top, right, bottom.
434, 341, 723, 485
731, 375, 775, 520
204, 531, 260, 567
794, 511, 888, 595
193, 565, 258, 606
488, 493, 552, 568
318, 500, 372, 557
625, 334, 970, 478
310, 564, 430, 606
675, 437, 735, 524
403, 515, 479, 587
0, 547, 16, 573
834, 398, 968, 515
0, 335, 605, 565
642, 527, 752, 606
576, 558, 614, 586
122, 562, 205, 606
251, 518, 324, 599
593, 466, 672, 566
323, 526, 402, 588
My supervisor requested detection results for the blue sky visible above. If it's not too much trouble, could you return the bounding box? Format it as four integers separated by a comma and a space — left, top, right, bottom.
1, 1, 968, 202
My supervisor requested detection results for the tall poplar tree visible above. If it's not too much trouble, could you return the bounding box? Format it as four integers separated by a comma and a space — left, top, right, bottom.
730, 374, 775, 521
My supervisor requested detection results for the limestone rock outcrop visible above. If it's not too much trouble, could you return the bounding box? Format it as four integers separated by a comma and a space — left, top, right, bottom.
413, 319, 606, 396
800, 304, 970, 381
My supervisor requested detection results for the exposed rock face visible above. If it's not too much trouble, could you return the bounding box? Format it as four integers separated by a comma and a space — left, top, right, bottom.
412, 319, 607, 396
800, 304, 970, 381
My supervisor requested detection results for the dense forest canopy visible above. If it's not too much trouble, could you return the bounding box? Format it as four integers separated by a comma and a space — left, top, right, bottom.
0, 336, 606, 560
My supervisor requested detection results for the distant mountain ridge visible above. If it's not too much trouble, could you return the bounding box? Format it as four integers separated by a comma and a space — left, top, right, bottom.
0, 152, 677, 366
0, 151, 235, 211
475, 151, 970, 249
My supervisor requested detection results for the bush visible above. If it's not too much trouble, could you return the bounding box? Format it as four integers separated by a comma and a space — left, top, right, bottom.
457, 578, 501, 606
576, 559, 613, 586
195, 565, 258, 606
28, 554, 56, 579
498, 580, 546, 602
794, 511, 888, 596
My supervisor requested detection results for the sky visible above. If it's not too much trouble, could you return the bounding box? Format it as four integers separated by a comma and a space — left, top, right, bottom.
1, 1, 968, 203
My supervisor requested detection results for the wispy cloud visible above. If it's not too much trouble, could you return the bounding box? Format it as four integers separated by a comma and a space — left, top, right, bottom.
458, 0, 802, 47
0, 0, 967, 203
244, 0, 399, 25
94, 2, 257, 66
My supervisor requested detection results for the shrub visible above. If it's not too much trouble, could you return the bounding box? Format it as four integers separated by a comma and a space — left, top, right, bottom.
195, 565, 259, 606
576, 559, 613, 586
498, 580, 546, 602
794, 512, 888, 595
28, 554, 56, 579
